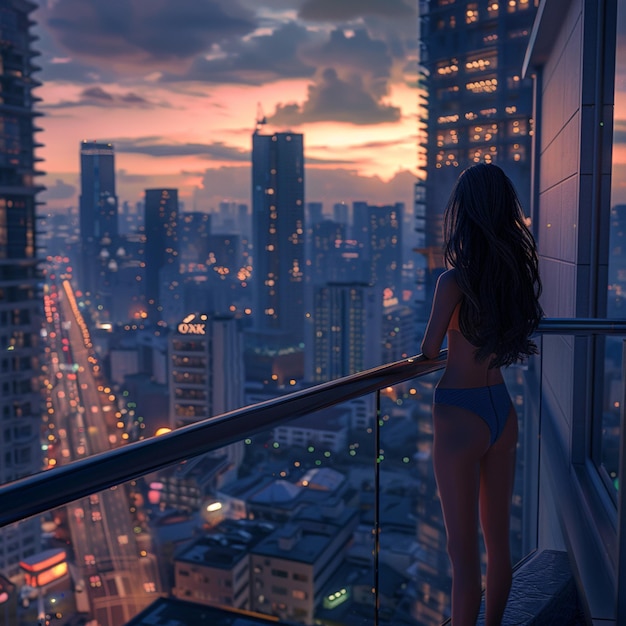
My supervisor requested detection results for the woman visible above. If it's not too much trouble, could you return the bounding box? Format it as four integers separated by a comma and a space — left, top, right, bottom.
421, 163, 543, 625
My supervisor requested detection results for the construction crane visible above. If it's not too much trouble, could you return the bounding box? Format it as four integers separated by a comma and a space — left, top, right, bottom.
254, 102, 267, 134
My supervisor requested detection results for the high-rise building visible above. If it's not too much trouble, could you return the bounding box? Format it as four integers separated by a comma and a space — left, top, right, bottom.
79, 140, 118, 311
168, 313, 245, 485
306, 201, 324, 227
417, 0, 538, 303
353, 202, 404, 296
252, 130, 305, 346
144, 189, 180, 324
309, 220, 348, 285
179, 211, 211, 267
306, 282, 382, 383
333, 201, 349, 227
0, 0, 43, 577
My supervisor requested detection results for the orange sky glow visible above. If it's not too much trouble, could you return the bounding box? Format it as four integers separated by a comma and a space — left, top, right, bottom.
33, 0, 420, 214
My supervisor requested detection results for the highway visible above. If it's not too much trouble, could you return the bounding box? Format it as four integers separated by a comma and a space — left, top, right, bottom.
42, 272, 161, 624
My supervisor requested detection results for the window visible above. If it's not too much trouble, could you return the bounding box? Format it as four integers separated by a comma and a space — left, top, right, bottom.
603, 0, 626, 495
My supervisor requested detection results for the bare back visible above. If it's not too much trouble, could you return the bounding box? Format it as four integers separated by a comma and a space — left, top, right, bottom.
442, 303, 505, 388
421, 268, 504, 388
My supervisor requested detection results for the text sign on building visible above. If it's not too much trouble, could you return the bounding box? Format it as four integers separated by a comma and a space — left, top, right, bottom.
177, 322, 206, 335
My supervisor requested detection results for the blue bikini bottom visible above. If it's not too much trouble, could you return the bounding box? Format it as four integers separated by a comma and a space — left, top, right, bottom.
434, 383, 512, 446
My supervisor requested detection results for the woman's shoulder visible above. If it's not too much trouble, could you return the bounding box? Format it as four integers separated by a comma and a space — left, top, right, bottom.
436, 268, 462, 295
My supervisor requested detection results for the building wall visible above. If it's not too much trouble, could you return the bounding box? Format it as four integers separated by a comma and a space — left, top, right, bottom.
0, 0, 43, 578
527, 0, 619, 621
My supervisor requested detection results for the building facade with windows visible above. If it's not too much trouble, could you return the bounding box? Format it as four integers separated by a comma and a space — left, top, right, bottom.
144, 188, 180, 324
79, 140, 119, 314
306, 282, 382, 383
251, 130, 305, 347
0, 0, 43, 579
417, 0, 538, 304
168, 313, 245, 485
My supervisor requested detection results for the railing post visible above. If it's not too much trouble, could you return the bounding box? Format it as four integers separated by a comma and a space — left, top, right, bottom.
374, 389, 381, 626
616, 340, 626, 622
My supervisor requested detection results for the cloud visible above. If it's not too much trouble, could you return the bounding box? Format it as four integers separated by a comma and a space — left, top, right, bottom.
302, 28, 392, 82
114, 138, 250, 162
163, 21, 317, 85
195, 164, 415, 211
299, 0, 415, 21
44, 0, 257, 73
269, 68, 401, 125
40, 86, 168, 109
40, 178, 77, 201
306, 137, 416, 152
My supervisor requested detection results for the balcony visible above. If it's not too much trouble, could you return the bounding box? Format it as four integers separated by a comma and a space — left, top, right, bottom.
0, 318, 624, 625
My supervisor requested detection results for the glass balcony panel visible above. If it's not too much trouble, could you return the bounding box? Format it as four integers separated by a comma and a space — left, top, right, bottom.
15, 395, 379, 625
378, 360, 539, 624
379, 370, 449, 625
600, 336, 621, 491
605, 0, 626, 495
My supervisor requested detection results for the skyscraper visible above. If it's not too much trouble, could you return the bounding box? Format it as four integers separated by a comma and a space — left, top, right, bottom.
79, 140, 118, 312
252, 130, 305, 346
309, 220, 347, 285
0, 0, 43, 576
353, 202, 404, 295
168, 313, 245, 486
417, 0, 537, 302
144, 189, 180, 325
306, 282, 382, 383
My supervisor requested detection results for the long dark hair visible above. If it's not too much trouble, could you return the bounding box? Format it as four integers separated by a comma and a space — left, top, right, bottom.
443, 163, 543, 367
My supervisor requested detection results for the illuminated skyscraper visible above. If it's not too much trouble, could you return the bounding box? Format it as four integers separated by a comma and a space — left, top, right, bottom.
167, 313, 245, 490
79, 140, 118, 311
144, 189, 180, 324
353, 202, 403, 295
252, 130, 305, 346
307, 282, 382, 383
418, 0, 538, 301
0, 0, 43, 576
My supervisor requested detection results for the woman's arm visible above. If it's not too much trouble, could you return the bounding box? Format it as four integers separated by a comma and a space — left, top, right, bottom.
421, 269, 462, 359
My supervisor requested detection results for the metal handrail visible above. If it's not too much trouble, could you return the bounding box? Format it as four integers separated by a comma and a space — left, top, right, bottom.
536, 318, 626, 334
1, 316, 624, 529
0, 353, 447, 528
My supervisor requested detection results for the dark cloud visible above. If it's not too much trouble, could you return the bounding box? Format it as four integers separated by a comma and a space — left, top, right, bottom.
40, 179, 77, 201
44, 0, 257, 71
114, 138, 250, 162
83, 86, 113, 101
269, 68, 401, 126
345, 137, 417, 150
303, 28, 392, 80
40, 86, 166, 110
163, 21, 317, 85
36, 57, 106, 84
299, 0, 415, 21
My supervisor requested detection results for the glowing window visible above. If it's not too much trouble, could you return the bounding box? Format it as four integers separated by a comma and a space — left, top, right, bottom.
466, 3, 479, 23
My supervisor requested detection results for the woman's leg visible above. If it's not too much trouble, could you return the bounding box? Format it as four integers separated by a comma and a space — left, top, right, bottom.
433, 403, 490, 625
479, 407, 518, 625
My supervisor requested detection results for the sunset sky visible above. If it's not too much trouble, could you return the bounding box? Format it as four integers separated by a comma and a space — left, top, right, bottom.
33, 0, 419, 214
